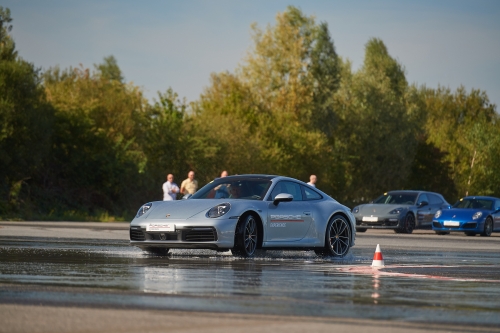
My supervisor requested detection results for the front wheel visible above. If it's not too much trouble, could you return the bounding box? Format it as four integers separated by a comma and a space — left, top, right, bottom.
232, 214, 259, 257
317, 215, 352, 257
398, 214, 415, 234
480, 218, 493, 237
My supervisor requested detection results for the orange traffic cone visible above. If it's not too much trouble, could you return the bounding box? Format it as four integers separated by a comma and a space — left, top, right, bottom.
371, 244, 385, 267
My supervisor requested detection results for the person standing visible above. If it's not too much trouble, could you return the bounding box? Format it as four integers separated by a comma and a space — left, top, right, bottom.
215, 170, 229, 198
163, 174, 179, 201
180, 170, 198, 195
307, 174, 317, 187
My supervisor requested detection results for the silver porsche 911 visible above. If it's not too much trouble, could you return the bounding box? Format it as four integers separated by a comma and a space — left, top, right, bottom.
130, 175, 356, 257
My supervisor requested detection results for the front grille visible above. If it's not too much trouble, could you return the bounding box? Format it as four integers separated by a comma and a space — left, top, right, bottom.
130, 227, 145, 241
463, 222, 477, 229
356, 219, 399, 227
130, 226, 217, 242
184, 228, 217, 242
147, 232, 178, 241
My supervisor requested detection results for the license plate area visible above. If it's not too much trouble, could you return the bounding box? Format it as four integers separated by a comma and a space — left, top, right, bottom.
146, 223, 175, 232
443, 221, 460, 227
362, 216, 378, 222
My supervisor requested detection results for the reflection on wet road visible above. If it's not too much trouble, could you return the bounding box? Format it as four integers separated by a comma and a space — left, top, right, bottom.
1, 233, 500, 326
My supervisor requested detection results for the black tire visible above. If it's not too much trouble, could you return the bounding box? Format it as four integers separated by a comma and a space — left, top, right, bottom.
232, 214, 259, 257
356, 228, 367, 233
398, 214, 415, 234
317, 215, 351, 257
465, 232, 476, 236
435, 231, 449, 235
144, 247, 170, 256
480, 218, 493, 237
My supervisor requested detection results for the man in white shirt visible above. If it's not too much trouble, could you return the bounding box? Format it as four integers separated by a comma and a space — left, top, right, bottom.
307, 174, 317, 187
163, 174, 179, 200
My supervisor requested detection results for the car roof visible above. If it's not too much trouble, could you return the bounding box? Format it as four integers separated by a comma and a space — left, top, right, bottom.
215, 174, 278, 181
387, 190, 429, 194
462, 196, 500, 201
214, 174, 315, 188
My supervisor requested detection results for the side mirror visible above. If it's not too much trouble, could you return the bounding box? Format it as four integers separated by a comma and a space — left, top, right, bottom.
273, 193, 293, 206
495, 206, 500, 212
182, 194, 193, 200
418, 201, 428, 207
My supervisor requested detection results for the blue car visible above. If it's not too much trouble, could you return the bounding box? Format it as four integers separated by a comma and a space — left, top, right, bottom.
432, 196, 500, 236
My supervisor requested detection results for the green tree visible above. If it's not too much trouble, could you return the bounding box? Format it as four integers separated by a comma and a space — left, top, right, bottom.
0, 7, 53, 214
423, 86, 499, 199
96, 55, 124, 83
236, 6, 341, 189
41, 59, 148, 214
334, 38, 418, 202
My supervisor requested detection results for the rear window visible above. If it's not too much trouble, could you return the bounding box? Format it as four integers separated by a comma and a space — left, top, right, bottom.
303, 186, 322, 200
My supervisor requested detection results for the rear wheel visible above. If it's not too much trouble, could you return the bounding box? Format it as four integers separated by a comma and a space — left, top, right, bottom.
232, 214, 259, 257
480, 218, 493, 237
465, 232, 476, 236
144, 247, 170, 256
316, 215, 352, 257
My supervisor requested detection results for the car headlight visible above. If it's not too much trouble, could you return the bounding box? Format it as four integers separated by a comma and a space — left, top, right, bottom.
136, 202, 153, 218
434, 210, 442, 219
352, 207, 359, 214
389, 207, 403, 214
472, 211, 483, 220
207, 203, 231, 218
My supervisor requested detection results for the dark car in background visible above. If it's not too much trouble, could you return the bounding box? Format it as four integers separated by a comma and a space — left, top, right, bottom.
432, 196, 500, 236
352, 190, 450, 234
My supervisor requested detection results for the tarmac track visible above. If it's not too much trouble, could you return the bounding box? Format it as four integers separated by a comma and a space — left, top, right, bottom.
0, 221, 499, 333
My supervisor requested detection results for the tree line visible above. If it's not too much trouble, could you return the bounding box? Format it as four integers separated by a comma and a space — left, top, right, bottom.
1, 6, 499, 221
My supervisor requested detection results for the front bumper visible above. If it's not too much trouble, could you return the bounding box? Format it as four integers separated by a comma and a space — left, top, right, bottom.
354, 215, 402, 229
432, 220, 482, 232
130, 218, 237, 250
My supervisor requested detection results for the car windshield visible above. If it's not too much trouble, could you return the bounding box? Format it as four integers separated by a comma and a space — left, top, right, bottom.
453, 199, 493, 210
191, 178, 272, 200
373, 193, 417, 205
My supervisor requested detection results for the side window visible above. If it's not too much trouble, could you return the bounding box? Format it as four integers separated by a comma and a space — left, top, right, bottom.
270, 181, 303, 201
417, 193, 429, 205
303, 185, 322, 200
428, 194, 442, 205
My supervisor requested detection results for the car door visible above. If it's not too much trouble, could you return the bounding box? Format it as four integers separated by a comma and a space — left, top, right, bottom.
427, 193, 444, 223
266, 181, 313, 242
416, 193, 432, 226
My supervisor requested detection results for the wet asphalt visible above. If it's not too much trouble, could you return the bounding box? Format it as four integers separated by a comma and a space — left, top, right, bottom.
0, 222, 500, 329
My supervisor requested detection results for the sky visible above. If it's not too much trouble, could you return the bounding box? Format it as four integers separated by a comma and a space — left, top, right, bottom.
4, 0, 500, 108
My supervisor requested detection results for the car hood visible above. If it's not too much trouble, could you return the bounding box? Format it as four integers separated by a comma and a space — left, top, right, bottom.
145, 199, 225, 220
438, 208, 488, 220
357, 204, 411, 216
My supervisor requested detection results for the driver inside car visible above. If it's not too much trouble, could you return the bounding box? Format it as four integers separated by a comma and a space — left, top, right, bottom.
229, 184, 242, 199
